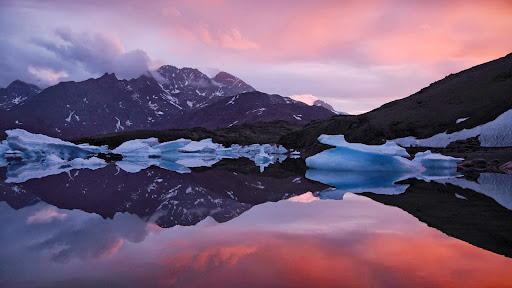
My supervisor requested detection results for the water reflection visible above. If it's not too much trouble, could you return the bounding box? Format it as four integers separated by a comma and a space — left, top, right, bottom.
1, 195, 512, 288
0, 158, 328, 228
1, 156, 512, 287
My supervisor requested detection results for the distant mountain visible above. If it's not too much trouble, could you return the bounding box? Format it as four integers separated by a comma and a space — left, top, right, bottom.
0, 66, 335, 139
313, 99, 347, 115
155, 66, 255, 109
173, 91, 335, 130
0, 80, 41, 110
281, 52, 512, 151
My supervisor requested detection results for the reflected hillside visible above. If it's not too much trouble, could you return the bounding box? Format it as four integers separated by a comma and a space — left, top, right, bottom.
361, 177, 512, 258
0, 158, 328, 228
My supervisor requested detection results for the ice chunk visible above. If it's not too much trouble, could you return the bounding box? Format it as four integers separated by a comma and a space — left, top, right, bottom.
113, 138, 161, 158
4, 129, 106, 160
318, 135, 410, 157
412, 150, 463, 169
155, 139, 191, 154
254, 146, 273, 163
306, 146, 421, 172
178, 139, 220, 153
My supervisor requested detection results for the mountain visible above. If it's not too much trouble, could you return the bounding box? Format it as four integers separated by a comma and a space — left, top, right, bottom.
313, 99, 347, 115
172, 91, 336, 130
0, 80, 41, 110
155, 66, 255, 109
0, 67, 335, 139
281, 52, 512, 151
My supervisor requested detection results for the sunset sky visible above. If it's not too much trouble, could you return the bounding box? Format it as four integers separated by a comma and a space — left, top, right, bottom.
1, 0, 511, 114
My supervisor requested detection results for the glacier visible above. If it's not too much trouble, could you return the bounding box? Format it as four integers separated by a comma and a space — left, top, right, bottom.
392, 109, 512, 147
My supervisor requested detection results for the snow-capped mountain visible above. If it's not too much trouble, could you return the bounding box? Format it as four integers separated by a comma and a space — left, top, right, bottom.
0, 66, 335, 139
313, 100, 347, 115
174, 91, 336, 129
155, 66, 255, 109
0, 80, 41, 110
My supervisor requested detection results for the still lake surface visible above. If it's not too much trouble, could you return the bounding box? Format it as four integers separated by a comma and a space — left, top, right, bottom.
1, 158, 512, 287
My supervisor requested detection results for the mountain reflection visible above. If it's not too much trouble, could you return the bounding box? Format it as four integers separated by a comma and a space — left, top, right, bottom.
0, 158, 328, 228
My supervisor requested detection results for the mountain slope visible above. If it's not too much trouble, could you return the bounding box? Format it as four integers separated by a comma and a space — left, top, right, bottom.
172, 91, 336, 129
0, 80, 41, 109
156, 66, 254, 109
0, 73, 184, 138
0, 66, 335, 139
281, 52, 512, 150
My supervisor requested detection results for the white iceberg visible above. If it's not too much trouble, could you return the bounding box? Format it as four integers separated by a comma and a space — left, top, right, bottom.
306, 136, 421, 172
4, 129, 107, 160
178, 139, 220, 153
412, 150, 463, 169
305, 135, 470, 198
112, 138, 161, 158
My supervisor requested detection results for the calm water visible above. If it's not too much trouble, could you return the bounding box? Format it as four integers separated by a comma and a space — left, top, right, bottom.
1, 158, 512, 288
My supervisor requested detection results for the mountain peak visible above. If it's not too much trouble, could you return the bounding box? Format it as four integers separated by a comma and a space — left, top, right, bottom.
213, 71, 236, 80
0, 80, 41, 110
99, 73, 118, 81
6, 80, 40, 91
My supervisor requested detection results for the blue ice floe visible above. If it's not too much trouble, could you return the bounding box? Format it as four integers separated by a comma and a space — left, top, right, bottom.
306, 135, 464, 199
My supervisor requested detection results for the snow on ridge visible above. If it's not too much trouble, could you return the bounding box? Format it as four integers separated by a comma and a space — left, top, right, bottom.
456, 117, 469, 124
392, 109, 512, 147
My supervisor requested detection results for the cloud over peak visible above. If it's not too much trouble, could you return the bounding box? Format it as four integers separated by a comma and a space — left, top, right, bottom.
33, 29, 152, 81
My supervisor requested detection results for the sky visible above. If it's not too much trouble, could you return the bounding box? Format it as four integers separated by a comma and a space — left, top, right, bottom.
1, 0, 512, 114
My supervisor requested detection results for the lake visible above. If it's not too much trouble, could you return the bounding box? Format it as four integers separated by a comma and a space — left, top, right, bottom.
1, 158, 512, 287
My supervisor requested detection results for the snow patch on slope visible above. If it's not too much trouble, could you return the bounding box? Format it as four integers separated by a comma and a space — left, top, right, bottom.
392, 109, 512, 147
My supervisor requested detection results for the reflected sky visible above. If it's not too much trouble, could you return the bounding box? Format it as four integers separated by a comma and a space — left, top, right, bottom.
1, 194, 512, 288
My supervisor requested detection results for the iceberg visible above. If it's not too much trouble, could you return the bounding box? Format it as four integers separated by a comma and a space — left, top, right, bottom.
178, 139, 220, 153
4, 129, 107, 160
412, 150, 463, 169
112, 138, 161, 158
306, 135, 421, 172
305, 135, 469, 199
317, 135, 410, 157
